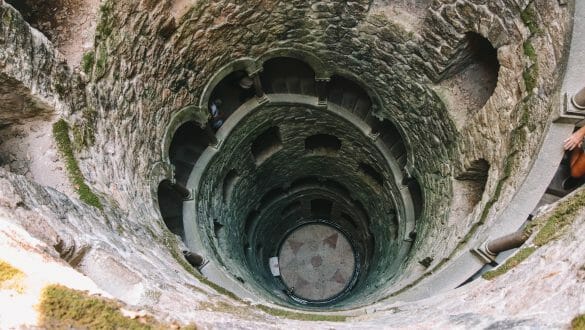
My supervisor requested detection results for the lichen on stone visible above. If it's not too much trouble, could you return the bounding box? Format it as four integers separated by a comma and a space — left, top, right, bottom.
0, 260, 24, 292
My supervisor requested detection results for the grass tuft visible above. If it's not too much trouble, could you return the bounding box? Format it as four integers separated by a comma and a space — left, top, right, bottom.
0, 260, 22, 283
0, 260, 24, 292
572, 314, 585, 330
52, 119, 102, 210
39, 285, 158, 329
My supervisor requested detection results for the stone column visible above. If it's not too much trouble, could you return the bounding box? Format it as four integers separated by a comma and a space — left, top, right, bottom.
252, 74, 265, 99
316, 78, 329, 107
572, 86, 585, 110
204, 125, 219, 146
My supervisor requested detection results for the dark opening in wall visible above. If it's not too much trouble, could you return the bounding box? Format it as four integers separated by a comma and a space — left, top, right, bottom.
454, 159, 490, 211
456, 159, 490, 182
341, 213, 358, 229
169, 121, 212, 185
407, 180, 424, 219
259, 187, 287, 208
358, 162, 384, 187
327, 76, 372, 119
260, 57, 316, 95
251, 126, 282, 165
305, 134, 342, 153
5, 0, 59, 41
290, 176, 320, 190
222, 169, 240, 203
371, 119, 408, 168
282, 201, 302, 217
439, 32, 500, 110
157, 180, 185, 240
311, 199, 333, 218
245, 210, 260, 237
213, 220, 224, 239
209, 70, 255, 124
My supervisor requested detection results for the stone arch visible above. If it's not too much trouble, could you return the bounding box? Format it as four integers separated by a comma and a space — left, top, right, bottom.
157, 179, 185, 240
161, 105, 208, 165
198, 58, 258, 110
257, 48, 329, 80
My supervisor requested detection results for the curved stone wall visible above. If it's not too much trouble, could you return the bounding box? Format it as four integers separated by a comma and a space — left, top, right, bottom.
186, 94, 418, 308
0, 0, 581, 328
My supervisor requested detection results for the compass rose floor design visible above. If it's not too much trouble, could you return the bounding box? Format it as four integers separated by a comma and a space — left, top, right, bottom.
278, 223, 356, 302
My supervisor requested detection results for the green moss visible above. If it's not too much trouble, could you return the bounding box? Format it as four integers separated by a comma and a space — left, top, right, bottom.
71, 108, 97, 151
523, 64, 539, 93
40, 285, 159, 329
481, 247, 536, 280
0, 260, 23, 284
53, 119, 102, 210
93, 46, 108, 80
483, 186, 585, 280
532, 187, 585, 246
521, 5, 541, 35
523, 41, 537, 63
95, 2, 114, 40
256, 305, 347, 322
81, 51, 95, 75
572, 314, 585, 330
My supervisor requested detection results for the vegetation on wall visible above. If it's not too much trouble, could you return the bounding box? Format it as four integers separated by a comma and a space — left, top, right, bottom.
53, 119, 103, 210
39, 285, 164, 329
483, 187, 585, 280
572, 314, 585, 330
0, 260, 22, 283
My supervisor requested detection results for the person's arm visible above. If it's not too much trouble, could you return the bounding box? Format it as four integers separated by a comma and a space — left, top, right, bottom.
563, 125, 585, 150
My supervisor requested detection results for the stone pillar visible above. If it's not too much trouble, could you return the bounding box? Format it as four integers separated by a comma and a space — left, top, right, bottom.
316, 78, 329, 106
572, 86, 585, 110
204, 125, 219, 146
252, 74, 265, 99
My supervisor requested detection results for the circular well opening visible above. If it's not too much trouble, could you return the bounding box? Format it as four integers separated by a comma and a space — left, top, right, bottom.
278, 223, 358, 304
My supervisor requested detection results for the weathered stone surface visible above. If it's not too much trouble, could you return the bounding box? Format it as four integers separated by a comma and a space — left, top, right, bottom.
0, 0, 582, 328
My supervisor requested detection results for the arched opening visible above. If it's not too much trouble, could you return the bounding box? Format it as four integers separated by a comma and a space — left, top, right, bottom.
5, 0, 59, 40
208, 70, 255, 130
305, 134, 342, 154
452, 159, 490, 218
169, 121, 212, 186
310, 198, 333, 218
371, 119, 408, 168
222, 169, 240, 203
358, 162, 384, 187
327, 75, 372, 120
157, 180, 185, 240
251, 126, 283, 165
260, 57, 316, 96
438, 32, 500, 113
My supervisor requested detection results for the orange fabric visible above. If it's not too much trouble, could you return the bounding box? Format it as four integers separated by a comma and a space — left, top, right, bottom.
570, 147, 585, 178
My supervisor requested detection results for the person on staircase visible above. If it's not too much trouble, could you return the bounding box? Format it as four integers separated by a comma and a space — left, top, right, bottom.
562, 125, 585, 189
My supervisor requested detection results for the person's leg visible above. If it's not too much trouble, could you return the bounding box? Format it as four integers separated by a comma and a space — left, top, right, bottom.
569, 147, 585, 178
